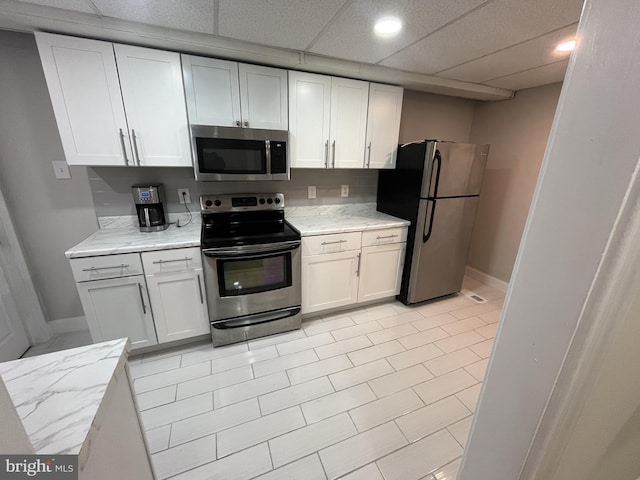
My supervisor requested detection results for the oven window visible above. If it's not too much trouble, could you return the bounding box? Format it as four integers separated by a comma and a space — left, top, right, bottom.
196, 138, 266, 174
218, 252, 292, 296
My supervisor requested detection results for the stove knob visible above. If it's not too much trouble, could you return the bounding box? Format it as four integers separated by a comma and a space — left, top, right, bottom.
267, 197, 273, 204
214, 199, 222, 207
259, 198, 266, 204
205, 200, 213, 207
275, 197, 281, 204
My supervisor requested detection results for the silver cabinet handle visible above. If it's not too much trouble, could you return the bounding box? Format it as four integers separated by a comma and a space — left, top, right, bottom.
376, 234, 399, 240
355, 252, 362, 276
197, 274, 204, 304
331, 140, 336, 168
321, 240, 347, 246
119, 128, 130, 166
138, 283, 147, 314
82, 264, 129, 272
131, 129, 141, 166
366, 141, 372, 168
152, 257, 193, 264
244, 121, 249, 127
235, 120, 241, 127
324, 140, 329, 168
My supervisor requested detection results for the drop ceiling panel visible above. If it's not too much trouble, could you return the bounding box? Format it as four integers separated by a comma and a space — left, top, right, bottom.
309, 0, 488, 64
91, 0, 215, 34
484, 59, 569, 91
218, 0, 348, 50
437, 24, 577, 83
17, 0, 96, 14
380, 0, 583, 75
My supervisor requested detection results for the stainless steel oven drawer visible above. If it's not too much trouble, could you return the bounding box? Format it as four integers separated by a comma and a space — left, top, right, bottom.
211, 306, 301, 346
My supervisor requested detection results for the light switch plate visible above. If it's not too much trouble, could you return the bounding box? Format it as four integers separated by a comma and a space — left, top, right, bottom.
52, 161, 71, 179
341, 185, 349, 197
308, 186, 316, 199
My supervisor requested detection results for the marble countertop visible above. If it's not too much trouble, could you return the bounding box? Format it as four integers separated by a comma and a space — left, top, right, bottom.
65, 205, 409, 258
286, 203, 410, 236
0, 339, 129, 454
65, 219, 201, 258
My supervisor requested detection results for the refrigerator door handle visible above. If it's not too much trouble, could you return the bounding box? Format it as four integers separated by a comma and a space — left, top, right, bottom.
423, 199, 436, 243
429, 150, 443, 198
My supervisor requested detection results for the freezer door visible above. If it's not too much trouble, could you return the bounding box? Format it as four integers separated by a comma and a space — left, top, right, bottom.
407, 196, 480, 304
421, 142, 489, 198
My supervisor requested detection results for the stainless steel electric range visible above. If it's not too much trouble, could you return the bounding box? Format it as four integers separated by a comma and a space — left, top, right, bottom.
200, 193, 302, 346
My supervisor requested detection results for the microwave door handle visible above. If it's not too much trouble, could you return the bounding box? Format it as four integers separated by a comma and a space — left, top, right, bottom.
265, 140, 271, 176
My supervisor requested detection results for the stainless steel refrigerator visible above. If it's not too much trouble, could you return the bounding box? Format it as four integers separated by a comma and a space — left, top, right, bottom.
377, 140, 489, 305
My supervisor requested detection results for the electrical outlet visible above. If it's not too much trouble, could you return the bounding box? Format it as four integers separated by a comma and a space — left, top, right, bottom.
308, 185, 316, 199
341, 185, 349, 197
178, 188, 191, 204
52, 161, 71, 179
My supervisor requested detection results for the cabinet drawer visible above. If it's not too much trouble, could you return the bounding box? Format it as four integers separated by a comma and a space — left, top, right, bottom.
142, 247, 202, 275
362, 227, 408, 247
70, 253, 143, 282
302, 232, 361, 256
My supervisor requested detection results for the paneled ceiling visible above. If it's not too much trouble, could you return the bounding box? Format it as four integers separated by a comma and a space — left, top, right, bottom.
4, 0, 584, 95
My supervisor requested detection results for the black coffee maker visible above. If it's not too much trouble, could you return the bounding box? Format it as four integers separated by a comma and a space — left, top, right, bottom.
132, 184, 169, 232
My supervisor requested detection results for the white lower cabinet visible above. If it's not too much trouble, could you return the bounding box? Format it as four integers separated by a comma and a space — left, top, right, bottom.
302, 250, 360, 315
301, 227, 408, 315
141, 248, 210, 344
357, 243, 405, 303
76, 275, 158, 350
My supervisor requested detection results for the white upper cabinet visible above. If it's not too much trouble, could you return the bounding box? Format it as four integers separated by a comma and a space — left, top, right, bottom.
288, 71, 332, 168
114, 45, 192, 167
330, 77, 370, 169
365, 84, 404, 169
35, 32, 132, 166
182, 55, 241, 127
238, 64, 288, 130
289, 73, 369, 169
182, 57, 288, 130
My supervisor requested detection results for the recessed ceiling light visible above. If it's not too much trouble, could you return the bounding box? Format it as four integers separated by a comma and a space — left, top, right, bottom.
555, 40, 576, 52
374, 17, 402, 37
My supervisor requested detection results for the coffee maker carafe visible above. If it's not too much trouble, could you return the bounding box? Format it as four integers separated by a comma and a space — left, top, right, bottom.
132, 184, 169, 232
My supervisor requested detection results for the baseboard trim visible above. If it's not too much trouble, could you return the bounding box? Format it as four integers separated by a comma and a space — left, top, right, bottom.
48, 316, 89, 335
465, 266, 509, 293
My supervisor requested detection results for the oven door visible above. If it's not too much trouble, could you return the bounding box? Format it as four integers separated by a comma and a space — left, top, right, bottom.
202, 241, 301, 321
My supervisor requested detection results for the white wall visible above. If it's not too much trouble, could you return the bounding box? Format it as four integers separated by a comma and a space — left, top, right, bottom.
468, 83, 562, 282
459, 0, 640, 478
0, 30, 97, 322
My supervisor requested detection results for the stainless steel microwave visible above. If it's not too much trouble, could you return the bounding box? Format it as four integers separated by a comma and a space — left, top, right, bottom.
191, 125, 289, 181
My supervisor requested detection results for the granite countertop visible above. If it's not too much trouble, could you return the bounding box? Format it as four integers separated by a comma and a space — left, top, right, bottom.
0, 339, 129, 454
65, 205, 410, 258
286, 203, 410, 236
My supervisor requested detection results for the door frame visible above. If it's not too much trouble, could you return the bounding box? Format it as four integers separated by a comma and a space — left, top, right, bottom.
0, 185, 50, 347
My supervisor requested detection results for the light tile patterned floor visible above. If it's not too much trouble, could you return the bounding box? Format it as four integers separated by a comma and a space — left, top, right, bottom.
129, 277, 502, 480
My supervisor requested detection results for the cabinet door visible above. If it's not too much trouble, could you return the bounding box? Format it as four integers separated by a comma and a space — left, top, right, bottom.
76, 276, 157, 350
330, 77, 369, 169
182, 55, 241, 127
365, 84, 404, 169
288, 71, 331, 168
238, 64, 288, 130
357, 243, 406, 303
35, 32, 132, 166
114, 45, 192, 166
145, 268, 210, 344
302, 251, 360, 315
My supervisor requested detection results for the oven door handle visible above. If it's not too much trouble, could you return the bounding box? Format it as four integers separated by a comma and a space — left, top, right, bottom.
202, 241, 301, 259
212, 307, 301, 330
